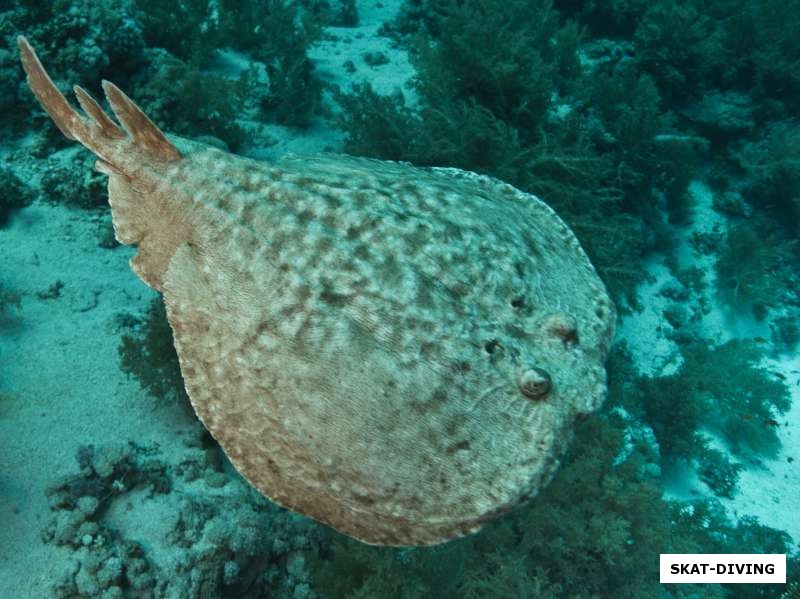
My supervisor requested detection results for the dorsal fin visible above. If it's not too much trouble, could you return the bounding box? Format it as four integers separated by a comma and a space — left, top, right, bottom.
18, 35, 80, 141
102, 80, 181, 161
73, 85, 125, 139
18, 35, 181, 163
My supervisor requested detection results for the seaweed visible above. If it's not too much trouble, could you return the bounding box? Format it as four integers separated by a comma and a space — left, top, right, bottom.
413, 0, 573, 137
744, 0, 800, 97
733, 121, 800, 238
134, 0, 220, 66
118, 298, 188, 404
261, 48, 323, 128
587, 66, 696, 226
771, 311, 800, 349
130, 49, 250, 151
628, 340, 791, 467
697, 445, 743, 499
217, 0, 323, 127
715, 219, 798, 318
632, 2, 729, 102
300, 0, 359, 27
40, 151, 107, 210
553, 0, 650, 37
0, 164, 34, 225
133, 0, 323, 130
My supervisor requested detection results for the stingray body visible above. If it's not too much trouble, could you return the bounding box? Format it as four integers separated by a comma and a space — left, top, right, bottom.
19, 36, 615, 546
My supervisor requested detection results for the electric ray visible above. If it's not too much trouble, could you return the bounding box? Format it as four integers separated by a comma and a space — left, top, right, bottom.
19, 36, 615, 546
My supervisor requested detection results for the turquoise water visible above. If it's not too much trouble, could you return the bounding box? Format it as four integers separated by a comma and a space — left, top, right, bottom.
1, 1, 798, 597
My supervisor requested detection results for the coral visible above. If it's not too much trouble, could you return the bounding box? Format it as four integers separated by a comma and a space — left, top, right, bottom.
43, 439, 319, 598
697, 445, 742, 499
118, 298, 187, 403
43, 442, 171, 567
0, 164, 34, 225
4, 1, 144, 125
130, 49, 250, 151
715, 219, 798, 318
632, 2, 729, 101
628, 340, 791, 467
40, 151, 107, 210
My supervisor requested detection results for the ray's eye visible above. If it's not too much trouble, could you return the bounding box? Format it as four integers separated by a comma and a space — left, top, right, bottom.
484, 339, 500, 354
517, 366, 552, 400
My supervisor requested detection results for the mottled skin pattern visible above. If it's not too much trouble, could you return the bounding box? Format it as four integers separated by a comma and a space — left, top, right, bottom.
20, 37, 615, 545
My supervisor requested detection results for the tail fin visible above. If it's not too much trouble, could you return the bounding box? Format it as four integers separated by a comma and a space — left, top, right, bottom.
17, 36, 181, 166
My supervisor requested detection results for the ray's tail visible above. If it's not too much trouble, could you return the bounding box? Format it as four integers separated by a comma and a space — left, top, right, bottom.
17, 35, 181, 172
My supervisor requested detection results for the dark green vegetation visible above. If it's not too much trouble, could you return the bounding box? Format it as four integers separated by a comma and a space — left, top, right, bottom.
134, 0, 323, 131
1, 0, 324, 153
0, 282, 22, 314
0, 164, 33, 225
118, 299, 188, 404
612, 341, 791, 498
716, 219, 797, 320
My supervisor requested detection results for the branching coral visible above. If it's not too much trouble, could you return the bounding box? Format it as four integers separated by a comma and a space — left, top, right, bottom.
130, 49, 251, 151
0, 164, 34, 225
40, 151, 107, 210
118, 298, 188, 404
624, 338, 791, 491
715, 219, 798, 318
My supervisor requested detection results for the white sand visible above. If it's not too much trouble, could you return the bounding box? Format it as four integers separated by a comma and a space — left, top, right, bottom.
0, 198, 178, 596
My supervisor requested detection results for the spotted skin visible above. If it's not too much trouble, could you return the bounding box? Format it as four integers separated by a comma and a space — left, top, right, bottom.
19, 36, 615, 545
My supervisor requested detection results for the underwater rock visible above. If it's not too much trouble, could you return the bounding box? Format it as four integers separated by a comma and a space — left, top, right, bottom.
681, 90, 755, 140
0, 164, 34, 225
712, 190, 753, 219
44, 441, 318, 598
19, 36, 615, 546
